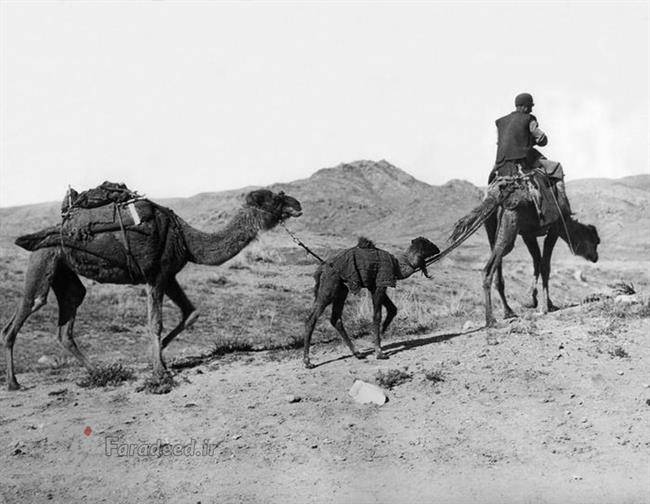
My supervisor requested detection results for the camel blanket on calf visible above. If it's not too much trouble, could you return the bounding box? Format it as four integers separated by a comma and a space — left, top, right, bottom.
328, 246, 399, 294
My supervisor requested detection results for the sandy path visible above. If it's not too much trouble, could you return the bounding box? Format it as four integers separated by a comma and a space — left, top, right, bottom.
1, 309, 649, 504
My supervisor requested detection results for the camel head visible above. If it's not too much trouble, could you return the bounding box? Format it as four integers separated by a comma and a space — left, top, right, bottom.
406, 237, 440, 278
244, 189, 302, 226
566, 220, 600, 263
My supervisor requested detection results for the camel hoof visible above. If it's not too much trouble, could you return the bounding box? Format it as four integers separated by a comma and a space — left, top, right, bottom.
375, 352, 388, 360
7, 380, 20, 391
353, 352, 366, 360
547, 303, 559, 313
304, 361, 315, 370
521, 300, 537, 309
485, 318, 498, 328
503, 310, 518, 320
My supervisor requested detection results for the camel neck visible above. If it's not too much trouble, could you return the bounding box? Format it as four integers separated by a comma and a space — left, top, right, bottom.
181, 208, 272, 266
395, 253, 418, 280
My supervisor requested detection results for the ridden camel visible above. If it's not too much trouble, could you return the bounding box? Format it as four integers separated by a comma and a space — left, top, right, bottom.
303, 237, 440, 368
452, 175, 599, 327
2, 189, 302, 390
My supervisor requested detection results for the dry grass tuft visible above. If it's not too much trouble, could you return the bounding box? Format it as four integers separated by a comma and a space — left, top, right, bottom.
136, 371, 177, 395
375, 368, 412, 389
77, 363, 136, 388
424, 368, 445, 384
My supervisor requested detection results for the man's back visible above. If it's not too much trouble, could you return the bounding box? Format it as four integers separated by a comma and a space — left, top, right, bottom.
495, 110, 536, 164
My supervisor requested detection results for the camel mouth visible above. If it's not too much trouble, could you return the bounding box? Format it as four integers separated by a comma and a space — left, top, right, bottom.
283, 208, 303, 218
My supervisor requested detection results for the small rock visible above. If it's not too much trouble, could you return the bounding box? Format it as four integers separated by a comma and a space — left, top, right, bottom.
573, 270, 586, 282
232, 434, 241, 440
645, 399, 650, 406
571, 475, 583, 481
37, 355, 59, 368
184, 403, 198, 408
348, 380, 387, 405
47, 389, 67, 396
617, 371, 624, 376
286, 394, 301, 404
462, 321, 477, 331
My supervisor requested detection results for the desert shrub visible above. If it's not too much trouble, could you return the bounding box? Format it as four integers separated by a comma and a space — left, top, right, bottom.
589, 298, 649, 320
206, 275, 231, 286
608, 281, 635, 295
228, 262, 251, 271
375, 368, 412, 389
77, 363, 135, 388
257, 282, 292, 292
608, 346, 630, 359
507, 319, 538, 336
136, 371, 176, 395
424, 368, 445, 384
244, 246, 283, 264
107, 324, 129, 333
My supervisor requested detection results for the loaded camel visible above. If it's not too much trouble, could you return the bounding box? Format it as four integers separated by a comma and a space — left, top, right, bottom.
2, 189, 302, 390
451, 172, 599, 327
303, 237, 440, 368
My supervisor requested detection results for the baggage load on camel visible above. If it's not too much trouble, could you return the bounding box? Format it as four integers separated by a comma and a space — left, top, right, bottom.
14, 181, 188, 284
326, 237, 399, 294
15, 181, 156, 253
61, 181, 142, 214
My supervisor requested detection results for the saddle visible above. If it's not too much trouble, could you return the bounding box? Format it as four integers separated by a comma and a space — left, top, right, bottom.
490, 162, 561, 228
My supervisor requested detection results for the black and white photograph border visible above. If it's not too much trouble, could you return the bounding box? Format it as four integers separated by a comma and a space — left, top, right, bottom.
0, 1, 649, 503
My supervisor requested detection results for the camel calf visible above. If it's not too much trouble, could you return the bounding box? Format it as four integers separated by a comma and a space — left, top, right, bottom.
303, 237, 439, 368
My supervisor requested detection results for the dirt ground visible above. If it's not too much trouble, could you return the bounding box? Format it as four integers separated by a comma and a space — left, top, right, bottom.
1, 260, 649, 503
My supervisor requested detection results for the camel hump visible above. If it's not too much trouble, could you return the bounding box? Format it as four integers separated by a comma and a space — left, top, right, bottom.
356, 236, 376, 249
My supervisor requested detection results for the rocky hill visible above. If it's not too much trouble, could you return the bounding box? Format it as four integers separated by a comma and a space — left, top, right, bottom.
1, 160, 648, 258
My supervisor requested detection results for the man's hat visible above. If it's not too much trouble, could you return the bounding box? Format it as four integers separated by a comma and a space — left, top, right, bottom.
515, 93, 534, 108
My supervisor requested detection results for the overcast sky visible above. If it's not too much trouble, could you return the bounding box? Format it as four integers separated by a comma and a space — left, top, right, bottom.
1, 1, 648, 207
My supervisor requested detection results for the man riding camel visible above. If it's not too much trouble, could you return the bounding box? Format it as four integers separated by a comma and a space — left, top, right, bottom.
492, 92, 572, 216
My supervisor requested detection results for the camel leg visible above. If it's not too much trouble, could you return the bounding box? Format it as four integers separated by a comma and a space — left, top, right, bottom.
303, 299, 330, 369
540, 230, 560, 314
495, 262, 516, 319
52, 264, 92, 369
330, 285, 364, 360
161, 278, 199, 350
483, 210, 517, 327
2, 249, 58, 390
381, 293, 398, 334
521, 234, 542, 308
145, 284, 166, 374
371, 288, 388, 360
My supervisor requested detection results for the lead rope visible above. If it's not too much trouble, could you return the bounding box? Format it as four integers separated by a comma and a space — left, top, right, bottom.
280, 220, 326, 264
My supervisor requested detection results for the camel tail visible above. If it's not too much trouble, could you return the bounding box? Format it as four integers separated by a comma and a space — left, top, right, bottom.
449, 192, 501, 243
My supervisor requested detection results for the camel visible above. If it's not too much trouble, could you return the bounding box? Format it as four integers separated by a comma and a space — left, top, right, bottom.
303, 237, 440, 368
451, 173, 599, 327
2, 189, 302, 390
